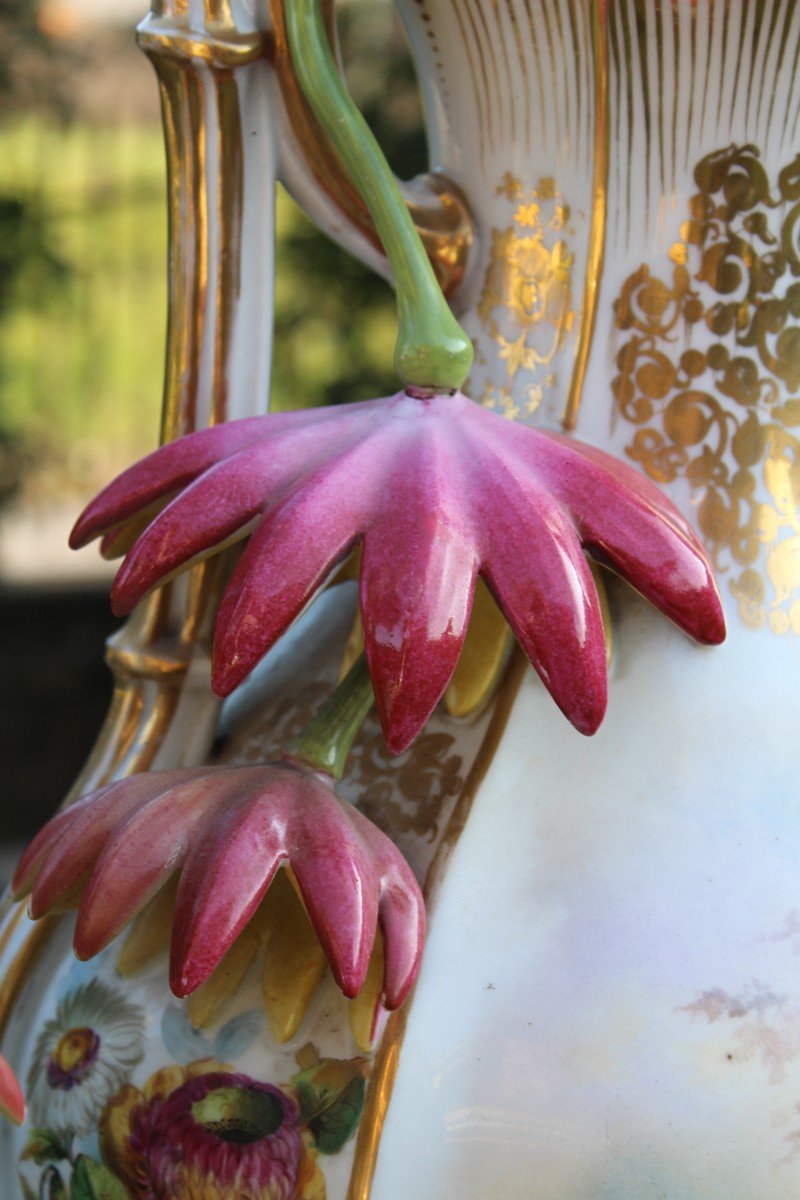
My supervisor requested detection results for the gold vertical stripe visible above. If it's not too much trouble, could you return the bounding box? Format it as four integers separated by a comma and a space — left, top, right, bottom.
493, 1, 518, 145
449, 2, 487, 161
550, 0, 572, 154
464, 0, 499, 145
346, 652, 528, 1200
764, 0, 794, 147
460, 0, 496, 157
538, 0, 565, 155
608, 0, 625, 246
579, 0, 595, 173
769, 0, 800, 149
683, 0, 697, 173
510, 0, 534, 148
522, 0, 549, 156
212, 73, 245, 427
562, 0, 608, 432
751, 0, 780, 139
564, 0, 583, 155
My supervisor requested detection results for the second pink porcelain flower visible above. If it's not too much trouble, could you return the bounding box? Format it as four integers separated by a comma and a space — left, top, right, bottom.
13, 761, 424, 1010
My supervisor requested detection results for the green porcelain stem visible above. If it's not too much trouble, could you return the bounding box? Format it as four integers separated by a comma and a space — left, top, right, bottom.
288, 654, 374, 780
286, 0, 474, 393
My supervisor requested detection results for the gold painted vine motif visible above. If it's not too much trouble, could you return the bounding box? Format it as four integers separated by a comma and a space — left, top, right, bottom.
612, 143, 800, 636
476, 172, 576, 420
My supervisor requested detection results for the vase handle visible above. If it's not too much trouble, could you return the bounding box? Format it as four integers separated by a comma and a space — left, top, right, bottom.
269, 0, 473, 298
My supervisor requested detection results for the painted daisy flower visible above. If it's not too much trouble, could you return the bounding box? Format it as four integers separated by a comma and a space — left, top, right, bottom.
101, 1060, 326, 1200
27, 979, 145, 1137
70, 390, 725, 756
13, 761, 425, 1008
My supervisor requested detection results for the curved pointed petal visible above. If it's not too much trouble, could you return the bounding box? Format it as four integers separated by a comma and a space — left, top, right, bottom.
212, 431, 391, 697
361, 427, 478, 755
70, 399, 383, 549
378, 864, 426, 1010
73, 771, 228, 959
169, 775, 289, 997
109, 412, 379, 616
22, 770, 196, 914
70, 416, 280, 548
290, 793, 379, 1000
0, 1056, 25, 1126
543, 434, 725, 644
475, 444, 608, 735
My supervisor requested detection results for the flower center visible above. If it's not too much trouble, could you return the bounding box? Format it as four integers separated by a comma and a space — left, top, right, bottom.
190, 1086, 285, 1145
46, 1026, 100, 1090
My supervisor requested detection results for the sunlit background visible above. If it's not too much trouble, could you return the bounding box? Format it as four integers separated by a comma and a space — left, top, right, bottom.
0, 0, 424, 857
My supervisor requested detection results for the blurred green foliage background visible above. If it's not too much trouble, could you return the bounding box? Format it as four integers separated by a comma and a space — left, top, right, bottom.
0, 0, 426, 841
0, 0, 425, 512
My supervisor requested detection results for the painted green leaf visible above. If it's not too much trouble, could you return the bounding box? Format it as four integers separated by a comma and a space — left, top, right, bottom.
291, 1057, 367, 1155
69, 1157, 129, 1200
21, 1128, 71, 1165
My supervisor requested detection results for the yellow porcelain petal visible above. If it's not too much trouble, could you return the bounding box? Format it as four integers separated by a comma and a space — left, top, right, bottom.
100, 497, 173, 560
116, 876, 178, 976
187, 924, 261, 1030
591, 562, 614, 668
349, 932, 385, 1053
339, 609, 365, 683
331, 544, 361, 589
445, 579, 512, 717
260, 871, 327, 1044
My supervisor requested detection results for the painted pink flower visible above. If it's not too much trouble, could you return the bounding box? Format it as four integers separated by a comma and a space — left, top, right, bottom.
12, 762, 424, 1006
70, 390, 725, 754
124, 1070, 304, 1200
101, 1060, 328, 1200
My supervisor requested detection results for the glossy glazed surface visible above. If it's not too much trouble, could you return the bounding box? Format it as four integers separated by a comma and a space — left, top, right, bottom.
14, 761, 425, 1009
71, 391, 723, 754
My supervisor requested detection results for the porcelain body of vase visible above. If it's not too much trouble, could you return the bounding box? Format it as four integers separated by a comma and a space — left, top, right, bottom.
2, 3, 800, 1198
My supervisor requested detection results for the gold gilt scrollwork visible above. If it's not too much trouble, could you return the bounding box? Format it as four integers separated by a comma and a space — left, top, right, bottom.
613, 143, 800, 637
477, 172, 576, 420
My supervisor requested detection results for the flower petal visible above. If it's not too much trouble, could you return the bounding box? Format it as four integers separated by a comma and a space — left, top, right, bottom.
70, 416, 279, 548
475, 446, 608, 735
70, 400, 383, 550
73, 771, 227, 960
168, 768, 293, 996
543, 435, 726, 645
109, 411, 379, 616
260, 870, 328, 1044
20, 770, 196, 915
377, 861, 426, 1010
361, 426, 478, 755
212, 431, 391, 697
290, 791, 379, 1000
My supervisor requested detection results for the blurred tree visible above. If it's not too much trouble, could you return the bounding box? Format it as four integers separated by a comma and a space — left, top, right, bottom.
0, 0, 73, 117
0, 0, 73, 505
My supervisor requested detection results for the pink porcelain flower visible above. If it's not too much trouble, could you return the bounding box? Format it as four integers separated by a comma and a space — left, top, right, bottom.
70, 390, 725, 754
12, 762, 424, 1007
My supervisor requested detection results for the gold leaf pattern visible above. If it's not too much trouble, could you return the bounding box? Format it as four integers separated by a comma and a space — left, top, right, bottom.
613, 143, 800, 636
478, 174, 577, 419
